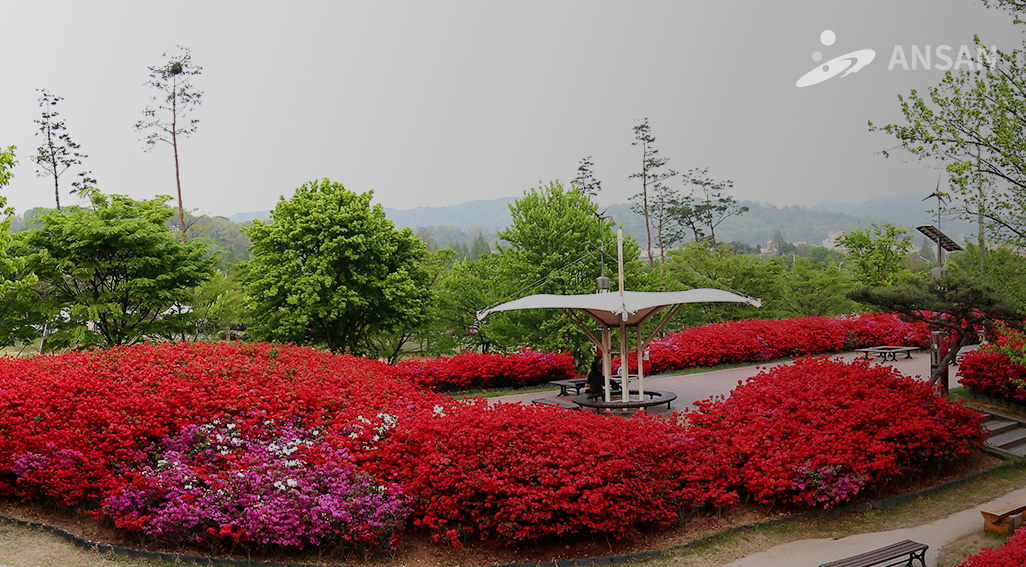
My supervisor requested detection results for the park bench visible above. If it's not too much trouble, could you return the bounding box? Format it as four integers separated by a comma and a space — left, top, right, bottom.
531, 398, 582, 411
571, 390, 676, 414
856, 346, 918, 362
981, 493, 1026, 534
818, 540, 928, 567
550, 378, 587, 396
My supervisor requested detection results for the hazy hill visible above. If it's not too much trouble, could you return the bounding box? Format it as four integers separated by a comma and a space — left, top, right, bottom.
224, 192, 975, 252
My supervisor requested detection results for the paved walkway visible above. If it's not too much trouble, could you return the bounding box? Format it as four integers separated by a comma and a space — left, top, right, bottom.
491, 350, 942, 415
490, 351, 999, 567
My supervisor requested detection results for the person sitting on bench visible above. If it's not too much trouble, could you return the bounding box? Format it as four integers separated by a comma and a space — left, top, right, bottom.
586, 356, 603, 394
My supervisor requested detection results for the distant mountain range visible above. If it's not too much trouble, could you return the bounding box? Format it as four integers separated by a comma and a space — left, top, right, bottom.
229, 192, 977, 250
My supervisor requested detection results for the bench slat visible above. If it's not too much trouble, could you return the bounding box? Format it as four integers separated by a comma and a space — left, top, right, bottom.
820, 540, 928, 567
981, 494, 1026, 521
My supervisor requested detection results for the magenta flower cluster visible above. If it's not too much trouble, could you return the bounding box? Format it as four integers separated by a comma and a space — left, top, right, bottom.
100, 419, 410, 552
791, 463, 868, 509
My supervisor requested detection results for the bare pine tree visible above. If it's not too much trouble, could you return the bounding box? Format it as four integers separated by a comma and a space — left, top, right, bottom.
136, 46, 203, 242
34, 89, 95, 211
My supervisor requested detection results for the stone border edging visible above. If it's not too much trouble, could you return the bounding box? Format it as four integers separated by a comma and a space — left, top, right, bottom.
1, 459, 1021, 567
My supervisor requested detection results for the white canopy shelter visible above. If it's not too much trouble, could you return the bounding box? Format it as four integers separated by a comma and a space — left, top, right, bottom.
477, 288, 761, 403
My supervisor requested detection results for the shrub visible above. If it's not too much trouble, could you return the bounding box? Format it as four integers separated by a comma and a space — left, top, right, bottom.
395, 349, 576, 392
683, 357, 984, 509
101, 420, 410, 553
366, 399, 714, 545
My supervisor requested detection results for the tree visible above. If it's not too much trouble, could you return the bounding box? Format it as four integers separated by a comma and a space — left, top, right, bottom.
849, 274, 1023, 388
769, 230, 797, 256
137, 46, 203, 243
869, 21, 1026, 248
779, 257, 857, 317
33, 90, 95, 211
0, 147, 40, 348
0, 146, 14, 189
23, 192, 214, 349
243, 179, 431, 355
669, 167, 748, 248
571, 156, 602, 197
491, 181, 651, 365
469, 233, 491, 259
189, 270, 247, 341
835, 224, 914, 286
629, 118, 678, 268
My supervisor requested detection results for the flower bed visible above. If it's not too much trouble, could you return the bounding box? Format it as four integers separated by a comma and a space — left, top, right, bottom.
683, 357, 984, 509
0, 342, 446, 553
395, 349, 576, 392
956, 526, 1026, 566
617, 313, 930, 374
0, 342, 985, 554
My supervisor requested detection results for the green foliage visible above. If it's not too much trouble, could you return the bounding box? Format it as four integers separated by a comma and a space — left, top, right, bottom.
848, 273, 1023, 384
243, 179, 431, 355
0, 146, 17, 189
189, 270, 247, 341
485, 181, 651, 365
835, 223, 914, 286
0, 147, 41, 347
948, 243, 1026, 311
870, 28, 1026, 248
571, 155, 602, 197
435, 253, 507, 354
663, 242, 782, 323
23, 193, 215, 349
184, 213, 252, 266
670, 167, 749, 248
779, 257, 858, 317
468, 233, 491, 259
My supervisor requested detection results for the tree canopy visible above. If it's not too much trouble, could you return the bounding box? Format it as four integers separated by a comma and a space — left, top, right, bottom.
23, 192, 214, 349
243, 179, 431, 355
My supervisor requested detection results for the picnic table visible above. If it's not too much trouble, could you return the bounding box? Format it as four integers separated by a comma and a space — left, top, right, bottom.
855, 346, 917, 362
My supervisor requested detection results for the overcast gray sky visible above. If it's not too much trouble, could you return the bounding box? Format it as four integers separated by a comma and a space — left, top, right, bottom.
1, 0, 1022, 218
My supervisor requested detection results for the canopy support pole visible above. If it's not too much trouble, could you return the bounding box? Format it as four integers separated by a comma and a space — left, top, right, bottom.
602, 325, 612, 402
637, 324, 645, 399
619, 319, 629, 402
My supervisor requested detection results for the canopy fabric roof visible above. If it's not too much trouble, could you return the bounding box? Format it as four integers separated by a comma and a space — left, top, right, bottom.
477, 288, 761, 326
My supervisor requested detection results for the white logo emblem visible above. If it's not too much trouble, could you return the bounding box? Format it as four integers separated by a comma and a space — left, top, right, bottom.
796, 30, 876, 88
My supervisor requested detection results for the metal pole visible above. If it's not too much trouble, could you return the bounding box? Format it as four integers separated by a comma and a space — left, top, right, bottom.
620, 320, 629, 402
602, 325, 612, 403
637, 325, 645, 399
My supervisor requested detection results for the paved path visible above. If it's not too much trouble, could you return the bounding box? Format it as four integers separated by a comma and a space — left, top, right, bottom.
491, 351, 994, 567
491, 350, 942, 415
724, 485, 1025, 567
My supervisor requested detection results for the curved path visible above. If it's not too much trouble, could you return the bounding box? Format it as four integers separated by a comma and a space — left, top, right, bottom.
492, 351, 942, 415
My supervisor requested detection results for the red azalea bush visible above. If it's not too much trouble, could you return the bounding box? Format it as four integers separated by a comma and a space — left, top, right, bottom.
683, 357, 984, 509
958, 350, 1026, 402
395, 349, 576, 392
955, 526, 1026, 567
617, 313, 930, 374
363, 399, 718, 545
0, 342, 448, 510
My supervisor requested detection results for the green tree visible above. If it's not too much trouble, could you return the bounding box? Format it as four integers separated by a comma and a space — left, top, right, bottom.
0, 147, 40, 348
23, 193, 214, 349
948, 243, 1026, 308
769, 230, 797, 257
779, 257, 857, 317
491, 181, 651, 365
189, 270, 247, 341
435, 253, 509, 353
469, 233, 491, 259
33, 89, 96, 211
663, 242, 782, 323
835, 224, 914, 286
571, 155, 603, 197
136, 45, 203, 242
630, 118, 678, 268
670, 167, 748, 248
849, 274, 1023, 389
243, 179, 431, 355
869, 17, 1026, 248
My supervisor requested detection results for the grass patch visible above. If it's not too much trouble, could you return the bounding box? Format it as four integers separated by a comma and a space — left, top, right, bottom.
937, 531, 1009, 567
645, 460, 1026, 567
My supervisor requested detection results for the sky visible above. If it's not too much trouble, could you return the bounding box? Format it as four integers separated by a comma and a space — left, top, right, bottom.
1, 0, 1023, 218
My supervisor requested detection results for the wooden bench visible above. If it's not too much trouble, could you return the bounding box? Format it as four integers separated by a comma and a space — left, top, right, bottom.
819, 540, 928, 567
550, 378, 587, 396
531, 398, 582, 411
855, 346, 917, 362
981, 494, 1026, 534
